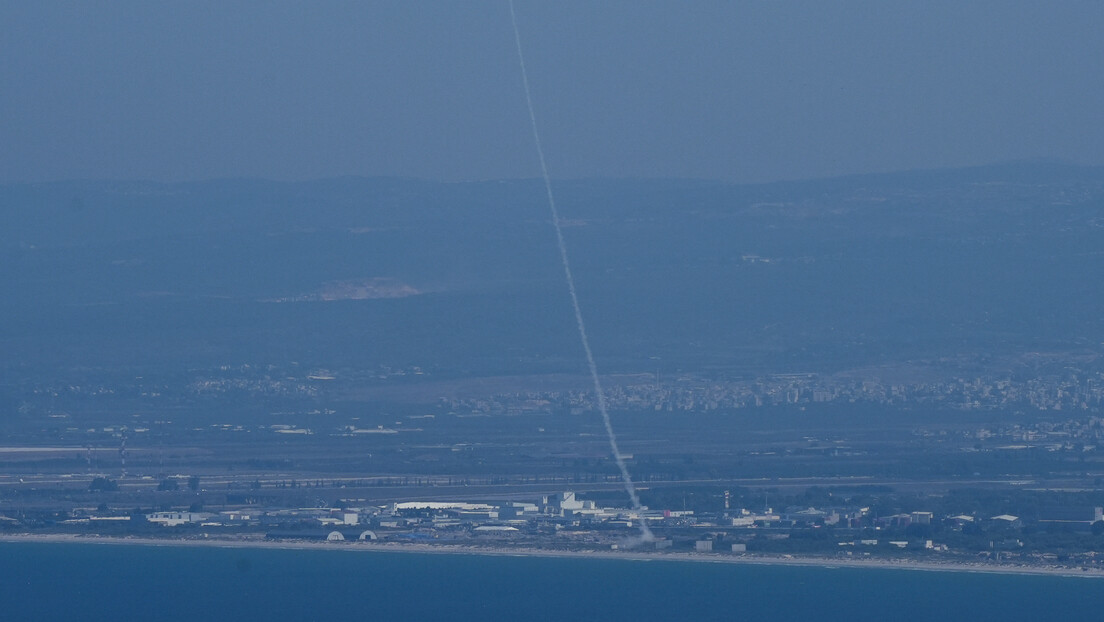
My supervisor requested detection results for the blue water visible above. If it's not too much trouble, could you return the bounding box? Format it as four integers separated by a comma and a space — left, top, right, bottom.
2, 542, 1102, 621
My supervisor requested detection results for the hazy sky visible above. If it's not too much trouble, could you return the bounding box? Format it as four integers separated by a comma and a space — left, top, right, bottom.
2, 1, 1103, 184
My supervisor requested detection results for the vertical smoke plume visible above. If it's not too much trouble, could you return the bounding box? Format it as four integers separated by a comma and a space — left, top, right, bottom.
508, 0, 653, 541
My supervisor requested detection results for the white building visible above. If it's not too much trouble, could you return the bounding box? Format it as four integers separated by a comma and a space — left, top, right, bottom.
547, 492, 587, 512
146, 511, 212, 526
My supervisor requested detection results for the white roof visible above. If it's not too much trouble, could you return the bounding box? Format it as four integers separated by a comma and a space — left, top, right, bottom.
393, 502, 493, 511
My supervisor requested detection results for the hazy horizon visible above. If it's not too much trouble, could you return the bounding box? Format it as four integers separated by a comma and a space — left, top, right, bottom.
3, 1, 1104, 185
2, 156, 1097, 188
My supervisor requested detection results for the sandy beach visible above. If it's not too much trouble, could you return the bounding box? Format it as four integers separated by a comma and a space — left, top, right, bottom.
3, 532, 1102, 579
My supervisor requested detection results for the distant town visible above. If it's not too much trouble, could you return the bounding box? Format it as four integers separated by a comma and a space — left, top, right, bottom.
446, 362, 1104, 417
5, 478, 1104, 572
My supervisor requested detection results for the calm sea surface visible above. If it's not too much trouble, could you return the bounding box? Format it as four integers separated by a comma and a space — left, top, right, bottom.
1, 542, 1102, 621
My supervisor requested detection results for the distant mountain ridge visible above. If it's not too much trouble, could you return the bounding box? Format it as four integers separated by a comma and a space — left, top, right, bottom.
2, 161, 1104, 383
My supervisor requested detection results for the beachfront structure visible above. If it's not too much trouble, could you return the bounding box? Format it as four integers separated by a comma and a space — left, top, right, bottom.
146, 511, 212, 526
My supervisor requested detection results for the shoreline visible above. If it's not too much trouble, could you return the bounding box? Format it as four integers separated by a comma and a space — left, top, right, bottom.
3, 533, 1102, 579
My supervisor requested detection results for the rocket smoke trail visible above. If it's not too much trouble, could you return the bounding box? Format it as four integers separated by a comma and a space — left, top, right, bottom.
508, 1, 653, 541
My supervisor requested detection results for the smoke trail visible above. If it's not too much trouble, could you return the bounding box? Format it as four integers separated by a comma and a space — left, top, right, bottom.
508, 0, 653, 541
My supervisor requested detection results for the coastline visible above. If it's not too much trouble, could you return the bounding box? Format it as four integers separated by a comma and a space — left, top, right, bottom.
3, 533, 1102, 579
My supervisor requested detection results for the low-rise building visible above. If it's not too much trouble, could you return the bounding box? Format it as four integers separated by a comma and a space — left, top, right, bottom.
146, 511, 212, 526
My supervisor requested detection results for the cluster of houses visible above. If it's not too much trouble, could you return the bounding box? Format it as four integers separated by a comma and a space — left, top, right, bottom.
81, 493, 1093, 553
49, 491, 1102, 558
117, 491, 659, 541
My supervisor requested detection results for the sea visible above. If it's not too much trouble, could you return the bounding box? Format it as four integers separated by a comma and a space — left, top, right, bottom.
2, 542, 1102, 621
